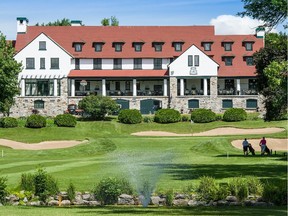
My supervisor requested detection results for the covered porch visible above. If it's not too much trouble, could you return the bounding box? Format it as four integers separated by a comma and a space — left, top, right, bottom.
217, 78, 258, 96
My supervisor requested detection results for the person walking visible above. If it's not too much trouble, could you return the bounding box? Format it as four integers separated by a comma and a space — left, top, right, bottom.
259, 137, 267, 156
242, 138, 249, 156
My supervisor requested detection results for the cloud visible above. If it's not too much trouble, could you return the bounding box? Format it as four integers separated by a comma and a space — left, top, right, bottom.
210, 15, 277, 35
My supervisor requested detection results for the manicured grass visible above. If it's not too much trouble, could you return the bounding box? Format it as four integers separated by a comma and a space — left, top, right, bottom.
1, 206, 287, 216
0, 118, 287, 214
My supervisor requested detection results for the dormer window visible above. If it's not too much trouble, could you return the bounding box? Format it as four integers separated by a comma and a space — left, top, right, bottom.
172, 42, 184, 52
73, 42, 84, 52
222, 42, 233, 51
152, 42, 164, 52
133, 42, 144, 52
222, 56, 234, 66
202, 42, 213, 51
39, 41, 46, 50
93, 42, 105, 52
244, 42, 254, 51
113, 42, 124, 52
245, 56, 254, 66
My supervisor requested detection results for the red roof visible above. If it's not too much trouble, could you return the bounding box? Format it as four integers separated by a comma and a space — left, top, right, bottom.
15, 25, 264, 77
68, 69, 168, 78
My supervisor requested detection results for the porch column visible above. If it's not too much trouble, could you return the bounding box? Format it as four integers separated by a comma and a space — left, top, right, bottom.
163, 79, 168, 96
236, 79, 241, 95
203, 78, 208, 96
133, 79, 137, 96
71, 79, 75, 97
102, 79, 106, 96
53, 79, 58, 96
180, 79, 184, 96
20, 79, 25, 96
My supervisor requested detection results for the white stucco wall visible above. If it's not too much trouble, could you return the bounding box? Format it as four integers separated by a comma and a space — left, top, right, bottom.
14, 33, 72, 79
169, 45, 219, 77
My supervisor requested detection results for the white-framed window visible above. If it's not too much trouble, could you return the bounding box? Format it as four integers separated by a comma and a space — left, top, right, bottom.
26, 58, 35, 69
40, 58, 45, 69
39, 41, 46, 50
51, 58, 59, 69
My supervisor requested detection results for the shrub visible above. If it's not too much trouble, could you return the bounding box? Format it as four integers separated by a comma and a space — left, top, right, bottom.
246, 176, 263, 196
118, 109, 142, 124
154, 109, 181, 123
0, 176, 7, 204
215, 114, 223, 121
165, 189, 174, 206
227, 177, 249, 201
223, 108, 247, 122
0, 117, 18, 128
67, 182, 76, 202
20, 173, 34, 192
25, 114, 46, 128
94, 177, 133, 205
143, 116, 154, 123
262, 180, 287, 205
191, 109, 216, 123
54, 114, 77, 127
196, 176, 219, 201
181, 115, 190, 122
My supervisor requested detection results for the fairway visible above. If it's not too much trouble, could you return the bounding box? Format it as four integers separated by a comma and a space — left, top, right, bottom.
0, 118, 287, 192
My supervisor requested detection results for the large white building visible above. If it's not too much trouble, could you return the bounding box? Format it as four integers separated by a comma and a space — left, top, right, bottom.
11, 17, 265, 116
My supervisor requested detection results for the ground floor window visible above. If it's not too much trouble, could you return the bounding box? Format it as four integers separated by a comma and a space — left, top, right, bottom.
246, 99, 257, 108
188, 99, 199, 109
34, 100, 45, 109
25, 79, 54, 96
222, 99, 233, 108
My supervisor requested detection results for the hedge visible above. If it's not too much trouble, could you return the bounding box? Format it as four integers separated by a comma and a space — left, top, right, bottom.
54, 114, 77, 127
223, 108, 247, 122
190, 109, 216, 123
154, 109, 181, 123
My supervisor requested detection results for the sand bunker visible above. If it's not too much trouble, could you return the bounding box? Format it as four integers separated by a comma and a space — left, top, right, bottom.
0, 139, 87, 150
132, 127, 285, 137
231, 138, 288, 151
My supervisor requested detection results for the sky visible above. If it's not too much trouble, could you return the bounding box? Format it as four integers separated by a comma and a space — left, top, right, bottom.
0, 0, 281, 40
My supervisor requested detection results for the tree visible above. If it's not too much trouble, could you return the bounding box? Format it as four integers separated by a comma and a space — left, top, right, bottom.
78, 95, 119, 120
101, 16, 119, 26
253, 33, 288, 120
238, 0, 287, 29
35, 18, 71, 26
0, 33, 22, 116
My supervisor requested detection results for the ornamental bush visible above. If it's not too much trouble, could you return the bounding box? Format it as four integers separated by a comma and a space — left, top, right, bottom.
154, 109, 181, 123
196, 176, 220, 201
54, 114, 77, 127
223, 108, 247, 122
25, 114, 46, 128
0, 117, 18, 128
190, 109, 216, 123
118, 109, 142, 124
0, 176, 7, 204
227, 177, 249, 201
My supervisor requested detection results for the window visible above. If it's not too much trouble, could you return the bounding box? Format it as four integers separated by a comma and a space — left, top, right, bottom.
94, 43, 103, 52
245, 42, 253, 51
248, 79, 257, 90
93, 58, 102, 70
246, 56, 254, 66
173, 42, 183, 52
153, 58, 162, 69
194, 55, 199, 66
223, 57, 233, 66
25, 79, 55, 96
74, 43, 82, 52
133, 43, 143, 52
40, 58, 45, 69
134, 58, 142, 69
113, 43, 124, 52
113, 58, 122, 69
225, 79, 234, 90
246, 99, 258, 109
26, 58, 35, 69
51, 58, 59, 69
223, 42, 233, 51
75, 58, 80, 70
203, 42, 212, 51
222, 99, 233, 108
34, 100, 44, 109
39, 41, 46, 50
125, 81, 131, 91
153, 42, 163, 52
188, 99, 199, 109
188, 55, 193, 66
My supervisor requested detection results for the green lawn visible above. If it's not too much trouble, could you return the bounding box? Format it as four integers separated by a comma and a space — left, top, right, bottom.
0, 118, 287, 215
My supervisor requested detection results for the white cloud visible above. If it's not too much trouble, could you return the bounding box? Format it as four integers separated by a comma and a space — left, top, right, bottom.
210, 15, 277, 35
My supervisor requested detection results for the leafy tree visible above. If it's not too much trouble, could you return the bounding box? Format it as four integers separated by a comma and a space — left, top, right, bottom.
238, 0, 287, 29
78, 95, 119, 120
253, 33, 287, 120
101, 16, 119, 26
0, 33, 22, 116
35, 18, 71, 26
